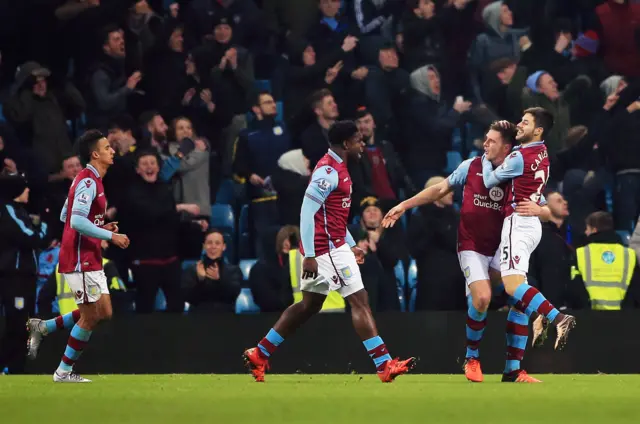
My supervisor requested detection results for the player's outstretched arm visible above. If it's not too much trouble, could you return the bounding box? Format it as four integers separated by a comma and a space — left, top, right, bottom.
481, 151, 524, 188
69, 178, 113, 241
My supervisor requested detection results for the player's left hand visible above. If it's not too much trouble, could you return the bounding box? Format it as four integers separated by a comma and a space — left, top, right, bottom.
352, 247, 365, 265
515, 200, 541, 217
102, 222, 119, 233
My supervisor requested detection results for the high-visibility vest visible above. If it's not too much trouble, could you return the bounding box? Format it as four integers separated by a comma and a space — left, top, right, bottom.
573, 243, 635, 310
55, 259, 125, 315
289, 249, 345, 312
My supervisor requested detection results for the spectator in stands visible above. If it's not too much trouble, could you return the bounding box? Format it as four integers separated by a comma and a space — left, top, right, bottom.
234, 91, 291, 240
571, 211, 640, 309
364, 42, 410, 130
408, 176, 465, 310
139, 110, 169, 154
182, 229, 242, 312
192, 14, 254, 175
631, 216, 640, 260
592, 0, 640, 78
272, 149, 310, 226
5, 62, 85, 176
120, 150, 205, 314
481, 58, 527, 123
404, 64, 471, 187
529, 192, 574, 307
126, 0, 163, 70
0, 128, 20, 177
401, 0, 445, 72
307, 0, 360, 64
353, 107, 414, 205
249, 225, 298, 312
522, 70, 591, 157
353, 0, 401, 38
42, 154, 82, 239
468, 1, 527, 101
284, 35, 357, 126
104, 116, 139, 210
160, 117, 211, 219
86, 25, 142, 130
301, 89, 339, 167
349, 197, 404, 311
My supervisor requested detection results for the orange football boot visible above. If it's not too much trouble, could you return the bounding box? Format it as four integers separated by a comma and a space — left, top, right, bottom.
243, 347, 270, 382
464, 358, 484, 382
502, 370, 542, 383
377, 357, 417, 383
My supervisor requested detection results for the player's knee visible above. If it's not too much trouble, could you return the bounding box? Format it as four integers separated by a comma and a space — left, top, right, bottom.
473, 293, 491, 312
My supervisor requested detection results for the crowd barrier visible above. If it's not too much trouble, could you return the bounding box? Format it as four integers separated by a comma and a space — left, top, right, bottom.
5, 311, 639, 374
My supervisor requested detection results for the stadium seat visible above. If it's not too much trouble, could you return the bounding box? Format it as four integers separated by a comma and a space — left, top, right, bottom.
616, 230, 631, 247
0, 104, 5, 122
215, 179, 235, 205
155, 289, 167, 311
235, 287, 261, 314
239, 258, 257, 280
276, 101, 284, 122
254, 79, 272, 92
394, 261, 406, 312
468, 150, 480, 159
445, 151, 463, 174
182, 260, 198, 271
238, 204, 252, 259
407, 259, 418, 312
210, 204, 235, 234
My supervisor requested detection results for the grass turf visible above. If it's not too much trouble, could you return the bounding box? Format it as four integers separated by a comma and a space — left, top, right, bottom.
1, 374, 638, 424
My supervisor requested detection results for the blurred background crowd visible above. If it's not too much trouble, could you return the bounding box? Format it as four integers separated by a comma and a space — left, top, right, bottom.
1, 0, 640, 326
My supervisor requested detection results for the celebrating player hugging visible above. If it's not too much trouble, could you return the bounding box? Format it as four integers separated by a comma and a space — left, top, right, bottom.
243, 121, 415, 383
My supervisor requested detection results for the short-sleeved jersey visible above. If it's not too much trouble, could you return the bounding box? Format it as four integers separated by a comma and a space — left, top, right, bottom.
448, 157, 507, 256
300, 150, 353, 257
504, 142, 549, 216
58, 166, 107, 273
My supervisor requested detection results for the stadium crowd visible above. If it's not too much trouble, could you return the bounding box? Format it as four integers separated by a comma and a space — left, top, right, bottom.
2, 0, 640, 350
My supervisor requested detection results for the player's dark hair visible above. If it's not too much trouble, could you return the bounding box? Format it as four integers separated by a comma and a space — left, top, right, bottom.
253, 90, 273, 107
101, 24, 122, 46
309, 88, 333, 111
488, 120, 517, 145
523, 107, 554, 138
328, 120, 358, 146
77, 130, 106, 164
586, 211, 614, 233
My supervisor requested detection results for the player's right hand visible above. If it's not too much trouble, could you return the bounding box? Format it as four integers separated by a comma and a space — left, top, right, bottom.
382, 204, 405, 228
111, 233, 130, 249
302, 257, 318, 280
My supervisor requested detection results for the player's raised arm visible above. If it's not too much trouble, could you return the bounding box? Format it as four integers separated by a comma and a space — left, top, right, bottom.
481, 150, 524, 188
300, 166, 339, 257
69, 178, 113, 240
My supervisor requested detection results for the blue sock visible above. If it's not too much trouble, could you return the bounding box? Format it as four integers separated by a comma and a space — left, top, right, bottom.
58, 325, 92, 373
505, 309, 528, 374
363, 336, 392, 371
465, 296, 487, 359
258, 328, 284, 357
44, 311, 78, 334
513, 284, 560, 322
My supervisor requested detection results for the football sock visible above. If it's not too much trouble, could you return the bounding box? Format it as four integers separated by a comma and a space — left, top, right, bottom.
513, 284, 561, 323
258, 328, 284, 358
495, 284, 528, 315
505, 308, 528, 374
57, 324, 92, 373
45, 310, 81, 334
363, 336, 392, 372
465, 296, 487, 359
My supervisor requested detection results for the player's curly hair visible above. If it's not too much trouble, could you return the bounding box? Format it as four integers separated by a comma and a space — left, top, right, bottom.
489, 120, 517, 145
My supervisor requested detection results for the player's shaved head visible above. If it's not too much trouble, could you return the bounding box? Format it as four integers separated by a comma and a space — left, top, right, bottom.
77, 129, 107, 164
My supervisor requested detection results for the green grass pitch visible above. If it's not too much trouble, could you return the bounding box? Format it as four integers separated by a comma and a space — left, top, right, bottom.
1, 374, 639, 424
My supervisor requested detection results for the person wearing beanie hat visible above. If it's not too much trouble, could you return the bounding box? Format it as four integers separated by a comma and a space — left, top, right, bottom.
243, 120, 416, 383
0, 173, 51, 374
526, 70, 547, 93
572, 30, 599, 58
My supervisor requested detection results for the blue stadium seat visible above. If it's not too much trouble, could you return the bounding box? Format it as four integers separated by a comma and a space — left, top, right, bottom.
182, 260, 198, 271
254, 79, 272, 92
155, 289, 167, 311
617, 230, 631, 247
238, 204, 252, 259
394, 261, 406, 312
468, 150, 480, 159
407, 259, 418, 312
0, 104, 5, 122
445, 151, 463, 174
210, 204, 235, 234
276, 101, 284, 121
235, 287, 261, 314
216, 179, 235, 205
239, 259, 257, 280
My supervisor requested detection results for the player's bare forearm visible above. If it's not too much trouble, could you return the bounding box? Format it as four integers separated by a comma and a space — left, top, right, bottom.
538, 206, 552, 222
402, 181, 451, 209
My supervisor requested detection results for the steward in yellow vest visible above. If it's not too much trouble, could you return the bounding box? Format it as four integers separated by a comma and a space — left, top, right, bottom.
571, 212, 640, 310
36, 258, 127, 316
289, 248, 345, 312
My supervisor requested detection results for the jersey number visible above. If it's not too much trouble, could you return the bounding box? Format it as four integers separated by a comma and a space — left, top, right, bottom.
530, 170, 548, 202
